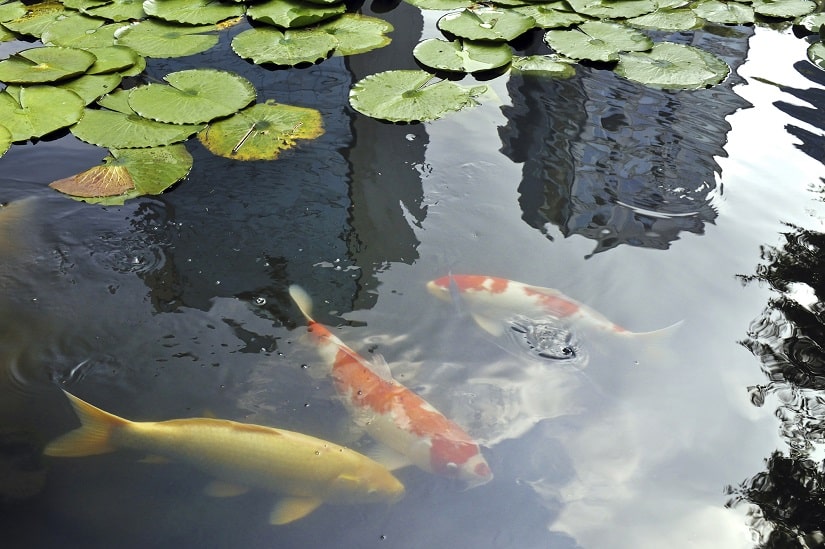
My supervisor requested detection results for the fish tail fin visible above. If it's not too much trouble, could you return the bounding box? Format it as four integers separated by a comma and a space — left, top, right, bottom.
44, 390, 127, 457
625, 319, 684, 340
622, 320, 685, 367
288, 284, 315, 323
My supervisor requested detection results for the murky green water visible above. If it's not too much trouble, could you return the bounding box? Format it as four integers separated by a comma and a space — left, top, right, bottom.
3, 4, 825, 548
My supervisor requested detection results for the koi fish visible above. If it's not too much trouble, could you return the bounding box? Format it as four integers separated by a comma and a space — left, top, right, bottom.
44, 390, 404, 525
426, 274, 681, 338
288, 285, 493, 488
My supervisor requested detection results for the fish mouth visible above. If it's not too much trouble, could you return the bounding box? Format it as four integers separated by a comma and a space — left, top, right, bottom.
425, 280, 450, 301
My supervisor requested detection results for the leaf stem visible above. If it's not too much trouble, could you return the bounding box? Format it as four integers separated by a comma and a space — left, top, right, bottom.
232, 123, 257, 154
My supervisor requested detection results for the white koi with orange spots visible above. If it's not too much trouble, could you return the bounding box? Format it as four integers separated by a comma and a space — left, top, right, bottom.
426, 274, 680, 338
289, 285, 493, 488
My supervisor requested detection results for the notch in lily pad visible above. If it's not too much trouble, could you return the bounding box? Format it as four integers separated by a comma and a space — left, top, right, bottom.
0, 46, 96, 84
349, 69, 487, 123
198, 100, 324, 161
232, 27, 337, 66
0, 85, 85, 142
49, 144, 193, 205
614, 42, 729, 89
413, 38, 512, 74
437, 8, 536, 42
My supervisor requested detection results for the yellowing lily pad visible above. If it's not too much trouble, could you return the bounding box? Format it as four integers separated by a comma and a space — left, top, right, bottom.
198, 100, 324, 161
0, 124, 11, 157
0, 46, 97, 84
50, 145, 193, 203
127, 69, 256, 124
2, 1, 66, 38
0, 85, 84, 141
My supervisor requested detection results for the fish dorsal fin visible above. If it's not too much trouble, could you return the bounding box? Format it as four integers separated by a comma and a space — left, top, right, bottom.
204, 480, 250, 498
471, 313, 505, 337
270, 496, 324, 525
288, 285, 314, 322
366, 353, 394, 382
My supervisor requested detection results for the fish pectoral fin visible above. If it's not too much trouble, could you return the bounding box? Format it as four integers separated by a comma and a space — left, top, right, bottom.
471, 313, 505, 337
269, 496, 324, 525
365, 444, 413, 472
367, 353, 394, 381
204, 480, 250, 498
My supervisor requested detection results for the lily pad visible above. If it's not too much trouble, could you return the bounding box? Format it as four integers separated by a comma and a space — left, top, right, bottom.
41, 14, 128, 48
143, 0, 246, 25
511, 3, 587, 29
404, 0, 474, 8
198, 100, 324, 161
232, 27, 337, 66
85, 45, 142, 75
691, 0, 754, 24
413, 38, 512, 73
614, 41, 729, 89
50, 145, 193, 203
316, 13, 394, 56
566, 0, 657, 18
61, 0, 109, 9
0, 85, 84, 141
81, 0, 146, 22
0, 124, 11, 157
797, 12, 825, 33
0, 2, 27, 23
544, 21, 653, 62
752, 0, 815, 18
2, 1, 66, 38
437, 8, 536, 42
247, 0, 345, 29
71, 106, 205, 148
511, 54, 576, 77
627, 7, 703, 30
127, 69, 256, 124
807, 41, 825, 71
0, 46, 97, 84
349, 69, 487, 123
54, 73, 122, 104
114, 20, 219, 58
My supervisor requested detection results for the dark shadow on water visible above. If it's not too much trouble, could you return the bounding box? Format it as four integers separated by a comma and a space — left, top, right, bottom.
499, 29, 753, 257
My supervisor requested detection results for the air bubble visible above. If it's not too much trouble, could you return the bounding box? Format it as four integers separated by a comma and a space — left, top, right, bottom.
254, 297, 266, 305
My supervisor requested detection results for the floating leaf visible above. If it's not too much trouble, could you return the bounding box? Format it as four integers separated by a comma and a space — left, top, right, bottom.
627, 7, 702, 30
198, 101, 323, 161
404, 0, 474, 8
511, 54, 576, 77
143, 0, 245, 25
511, 3, 586, 29
97, 88, 133, 113
50, 145, 193, 203
797, 12, 825, 33
0, 2, 27, 23
544, 21, 653, 62
71, 107, 205, 148
752, 0, 815, 18
127, 69, 256, 124
614, 41, 729, 89
232, 27, 337, 66
115, 20, 219, 58
41, 13, 127, 48
85, 45, 142, 75
0, 124, 11, 157
566, 0, 656, 18
349, 69, 486, 123
82, 0, 146, 22
0, 46, 96, 84
807, 41, 825, 71
316, 13, 393, 56
413, 38, 512, 73
54, 73, 122, 104
691, 0, 754, 24
247, 0, 345, 29
2, 1, 66, 38
0, 85, 84, 141
437, 8, 535, 42
61, 0, 109, 9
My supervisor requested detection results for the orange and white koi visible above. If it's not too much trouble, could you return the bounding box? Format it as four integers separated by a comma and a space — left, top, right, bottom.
289, 285, 493, 488
426, 274, 680, 338
45, 390, 404, 525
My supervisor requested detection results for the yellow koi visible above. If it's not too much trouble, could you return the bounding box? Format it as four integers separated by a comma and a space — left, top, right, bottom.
44, 390, 404, 525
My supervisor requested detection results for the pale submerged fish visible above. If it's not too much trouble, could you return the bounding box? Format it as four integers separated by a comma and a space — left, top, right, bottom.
44, 390, 404, 525
288, 285, 493, 488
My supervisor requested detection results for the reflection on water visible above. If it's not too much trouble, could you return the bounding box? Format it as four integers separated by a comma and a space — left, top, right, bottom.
500, 28, 753, 256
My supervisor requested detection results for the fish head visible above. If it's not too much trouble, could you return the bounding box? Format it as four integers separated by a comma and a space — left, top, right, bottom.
430, 436, 493, 488
426, 276, 455, 302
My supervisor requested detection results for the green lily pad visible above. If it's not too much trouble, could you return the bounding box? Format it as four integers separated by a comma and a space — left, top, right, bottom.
691, 0, 754, 24
614, 41, 729, 89
97, 88, 133, 113
807, 41, 825, 71
2, 1, 66, 38
566, 0, 657, 18
198, 100, 324, 161
627, 7, 702, 30
511, 3, 587, 29
0, 85, 84, 141
127, 69, 256, 124
247, 0, 345, 29
0, 124, 11, 157
752, 0, 815, 18
85, 45, 141, 75
511, 54, 576, 77
544, 21, 653, 62
114, 20, 219, 58
50, 145, 193, 203
71, 106, 205, 148
232, 27, 337, 66
413, 38, 512, 73
437, 8, 536, 42
0, 2, 27, 23
404, 0, 474, 8
316, 13, 394, 56
349, 69, 487, 123
0, 46, 97, 84
53, 73, 122, 104
41, 14, 128, 48
143, 0, 245, 25
81, 0, 146, 22
797, 12, 825, 33
61, 0, 109, 9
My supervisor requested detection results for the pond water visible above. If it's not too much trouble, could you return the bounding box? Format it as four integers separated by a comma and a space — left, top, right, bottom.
3, 4, 825, 548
